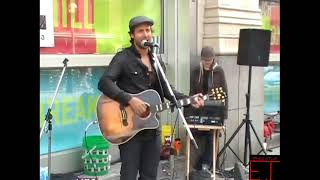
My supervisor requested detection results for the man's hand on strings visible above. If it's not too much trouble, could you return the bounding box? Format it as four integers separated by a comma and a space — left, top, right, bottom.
191, 93, 204, 108
129, 97, 148, 117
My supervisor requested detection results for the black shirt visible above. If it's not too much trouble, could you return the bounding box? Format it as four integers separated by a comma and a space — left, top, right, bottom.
98, 44, 187, 106
148, 69, 157, 88
202, 70, 210, 94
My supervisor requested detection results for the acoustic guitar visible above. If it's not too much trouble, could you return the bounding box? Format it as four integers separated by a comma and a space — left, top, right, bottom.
96, 88, 226, 145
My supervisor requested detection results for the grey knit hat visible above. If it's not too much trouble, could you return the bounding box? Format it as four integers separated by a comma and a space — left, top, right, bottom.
201, 46, 215, 60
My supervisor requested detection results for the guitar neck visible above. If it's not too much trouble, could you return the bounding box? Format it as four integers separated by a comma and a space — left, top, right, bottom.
150, 94, 210, 113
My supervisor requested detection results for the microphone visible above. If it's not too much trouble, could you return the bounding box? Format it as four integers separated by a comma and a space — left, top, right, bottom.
141, 40, 159, 48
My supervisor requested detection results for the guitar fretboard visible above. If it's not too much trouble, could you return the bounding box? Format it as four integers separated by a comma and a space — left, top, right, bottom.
150, 94, 222, 113
149, 87, 227, 113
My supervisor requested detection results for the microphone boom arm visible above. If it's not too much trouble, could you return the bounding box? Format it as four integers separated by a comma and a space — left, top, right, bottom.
151, 50, 199, 149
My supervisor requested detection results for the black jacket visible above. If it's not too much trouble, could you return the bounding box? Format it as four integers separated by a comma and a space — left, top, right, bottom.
190, 64, 228, 119
98, 45, 188, 106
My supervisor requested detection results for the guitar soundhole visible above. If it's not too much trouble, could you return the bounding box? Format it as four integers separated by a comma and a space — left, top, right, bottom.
140, 104, 151, 118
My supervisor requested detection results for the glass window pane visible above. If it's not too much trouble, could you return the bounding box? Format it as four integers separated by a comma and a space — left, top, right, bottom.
40, 0, 161, 54
264, 64, 280, 113
40, 67, 105, 154
261, 1, 280, 54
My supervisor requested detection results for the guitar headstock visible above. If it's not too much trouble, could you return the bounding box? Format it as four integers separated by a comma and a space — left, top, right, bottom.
208, 87, 227, 102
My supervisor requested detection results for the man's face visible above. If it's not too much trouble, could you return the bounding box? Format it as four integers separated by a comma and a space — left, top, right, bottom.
130, 24, 152, 49
201, 58, 214, 70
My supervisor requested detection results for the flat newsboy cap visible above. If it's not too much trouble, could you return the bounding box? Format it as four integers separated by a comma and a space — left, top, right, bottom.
201, 46, 215, 60
129, 16, 154, 31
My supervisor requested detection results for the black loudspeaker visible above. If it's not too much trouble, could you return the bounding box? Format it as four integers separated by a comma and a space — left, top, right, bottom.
237, 29, 271, 67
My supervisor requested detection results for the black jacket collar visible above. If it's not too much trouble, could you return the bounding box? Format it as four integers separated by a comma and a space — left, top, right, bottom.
128, 44, 155, 63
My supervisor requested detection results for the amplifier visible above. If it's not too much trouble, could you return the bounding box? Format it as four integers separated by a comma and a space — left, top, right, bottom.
185, 115, 223, 126
184, 101, 225, 126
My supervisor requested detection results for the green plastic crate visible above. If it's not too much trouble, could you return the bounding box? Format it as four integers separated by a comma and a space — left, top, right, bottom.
82, 135, 110, 176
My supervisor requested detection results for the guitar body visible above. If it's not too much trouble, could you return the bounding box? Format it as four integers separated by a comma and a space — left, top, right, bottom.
96, 87, 226, 146
96, 89, 161, 145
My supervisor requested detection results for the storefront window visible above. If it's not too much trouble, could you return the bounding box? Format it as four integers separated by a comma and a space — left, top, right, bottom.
40, 0, 162, 155
264, 63, 280, 113
40, 67, 105, 154
261, 0, 279, 54
261, 0, 280, 113
40, 0, 161, 54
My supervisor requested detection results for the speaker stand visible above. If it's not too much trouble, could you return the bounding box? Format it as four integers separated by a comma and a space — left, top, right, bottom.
217, 65, 267, 166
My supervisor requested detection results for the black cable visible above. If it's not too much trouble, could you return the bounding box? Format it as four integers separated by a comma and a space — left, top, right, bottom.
217, 128, 227, 178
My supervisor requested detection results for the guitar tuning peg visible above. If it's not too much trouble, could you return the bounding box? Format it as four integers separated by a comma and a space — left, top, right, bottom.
213, 97, 216, 100
222, 99, 225, 102
218, 97, 221, 99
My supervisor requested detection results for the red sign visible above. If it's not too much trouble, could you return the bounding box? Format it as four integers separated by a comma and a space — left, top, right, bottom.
40, 0, 96, 54
270, 5, 280, 54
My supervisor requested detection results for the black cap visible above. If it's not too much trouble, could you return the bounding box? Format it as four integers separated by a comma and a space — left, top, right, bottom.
201, 46, 215, 60
129, 16, 154, 31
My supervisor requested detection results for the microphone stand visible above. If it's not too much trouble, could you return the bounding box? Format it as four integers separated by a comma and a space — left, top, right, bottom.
150, 46, 198, 149
150, 46, 198, 180
40, 58, 69, 180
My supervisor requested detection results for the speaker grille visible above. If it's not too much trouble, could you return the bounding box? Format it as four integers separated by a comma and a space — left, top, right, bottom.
237, 29, 271, 67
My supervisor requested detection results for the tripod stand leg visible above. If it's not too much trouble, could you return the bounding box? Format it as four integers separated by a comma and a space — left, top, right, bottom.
48, 125, 52, 180
249, 120, 267, 155
244, 120, 250, 165
228, 146, 243, 164
248, 126, 252, 160
217, 119, 246, 159
186, 136, 190, 180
